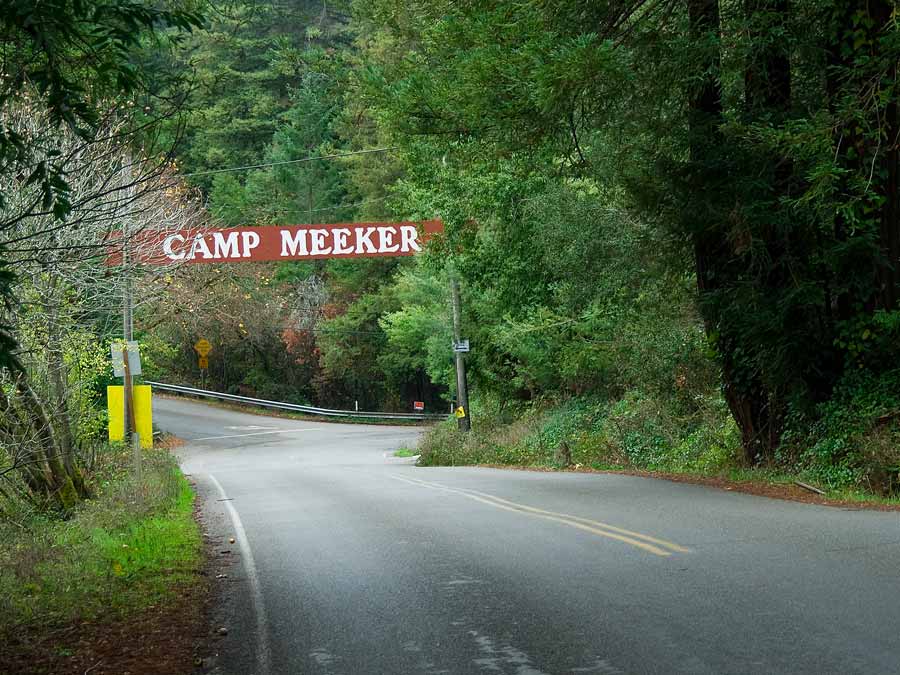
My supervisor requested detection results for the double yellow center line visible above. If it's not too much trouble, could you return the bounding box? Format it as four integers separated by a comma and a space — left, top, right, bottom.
391, 474, 690, 557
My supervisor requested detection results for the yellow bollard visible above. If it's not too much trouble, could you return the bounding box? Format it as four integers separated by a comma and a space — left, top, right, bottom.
107, 385, 153, 448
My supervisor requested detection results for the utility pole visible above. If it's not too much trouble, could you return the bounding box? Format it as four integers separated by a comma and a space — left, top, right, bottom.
121, 155, 141, 479
123, 247, 133, 438
450, 276, 471, 432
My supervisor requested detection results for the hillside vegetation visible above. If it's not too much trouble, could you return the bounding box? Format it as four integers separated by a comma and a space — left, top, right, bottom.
137, 0, 900, 497
2, 1, 900, 533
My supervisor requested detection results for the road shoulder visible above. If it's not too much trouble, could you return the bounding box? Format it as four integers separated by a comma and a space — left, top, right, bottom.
475, 463, 900, 511
188, 473, 262, 675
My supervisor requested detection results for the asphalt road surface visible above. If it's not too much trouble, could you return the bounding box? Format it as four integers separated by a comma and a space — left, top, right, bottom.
155, 396, 900, 675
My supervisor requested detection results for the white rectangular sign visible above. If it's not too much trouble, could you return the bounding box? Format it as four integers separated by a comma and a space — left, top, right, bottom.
111, 341, 142, 377
453, 339, 470, 353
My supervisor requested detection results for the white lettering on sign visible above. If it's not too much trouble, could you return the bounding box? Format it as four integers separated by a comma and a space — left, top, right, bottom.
378, 227, 399, 253
162, 233, 186, 260
309, 229, 332, 255
212, 231, 240, 259
142, 220, 441, 265
355, 227, 377, 254
281, 229, 309, 257
332, 228, 353, 255
189, 234, 213, 260
241, 231, 260, 258
400, 225, 420, 252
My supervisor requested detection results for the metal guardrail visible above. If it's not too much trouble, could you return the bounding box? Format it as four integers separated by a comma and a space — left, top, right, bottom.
146, 381, 448, 422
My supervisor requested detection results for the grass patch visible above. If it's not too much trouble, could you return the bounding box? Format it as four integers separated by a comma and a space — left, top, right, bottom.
394, 448, 418, 457
0, 446, 202, 634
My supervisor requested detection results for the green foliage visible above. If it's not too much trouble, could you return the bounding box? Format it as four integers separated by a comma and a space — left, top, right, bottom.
357, 0, 900, 458
419, 392, 740, 475
0, 1, 202, 132
207, 77, 350, 226
783, 369, 900, 494
163, 1, 349, 184
136, 332, 179, 383
12, 285, 111, 449
0, 1, 204, 367
597, 393, 739, 473
379, 266, 453, 397
0, 448, 201, 631
316, 289, 394, 408
140, 0, 900, 494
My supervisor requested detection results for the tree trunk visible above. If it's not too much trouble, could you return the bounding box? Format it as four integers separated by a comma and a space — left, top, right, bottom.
741, 0, 793, 459
0, 383, 53, 496
687, 0, 783, 463
44, 289, 88, 498
11, 367, 80, 513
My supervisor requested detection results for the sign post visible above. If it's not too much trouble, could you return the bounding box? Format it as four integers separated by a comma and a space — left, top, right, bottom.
450, 277, 471, 432
195, 339, 212, 388
112, 339, 143, 478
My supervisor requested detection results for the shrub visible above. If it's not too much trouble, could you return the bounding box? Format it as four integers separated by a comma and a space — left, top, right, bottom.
784, 368, 900, 495
418, 389, 740, 475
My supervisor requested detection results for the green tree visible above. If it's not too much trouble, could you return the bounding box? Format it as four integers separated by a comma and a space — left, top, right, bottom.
0, 0, 203, 367
355, 0, 900, 464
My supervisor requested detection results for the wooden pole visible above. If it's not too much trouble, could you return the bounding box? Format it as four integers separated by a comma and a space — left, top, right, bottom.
121, 163, 140, 478
123, 252, 133, 438
122, 343, 136, 434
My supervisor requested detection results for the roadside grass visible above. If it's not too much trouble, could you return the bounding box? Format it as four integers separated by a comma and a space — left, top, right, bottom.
818, 486, 900, 507
0, 445, 202, 635
417, 396, 900, 508
723, 467, 799, 484
394, 448, 419, 458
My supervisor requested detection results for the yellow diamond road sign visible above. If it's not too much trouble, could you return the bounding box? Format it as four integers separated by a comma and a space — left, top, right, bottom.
194, 338, 212, 357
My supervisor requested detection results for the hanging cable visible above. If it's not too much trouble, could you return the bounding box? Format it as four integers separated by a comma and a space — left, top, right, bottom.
183, 147, 397, 178
267, 197, 389, 216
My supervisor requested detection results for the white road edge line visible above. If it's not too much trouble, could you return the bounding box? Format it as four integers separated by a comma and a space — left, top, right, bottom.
193, 428, 318, 441
207, 473, 271, 675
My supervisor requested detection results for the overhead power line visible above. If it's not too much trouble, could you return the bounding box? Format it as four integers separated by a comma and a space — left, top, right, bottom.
281, 197, 388, 216
183, 147, 397, 178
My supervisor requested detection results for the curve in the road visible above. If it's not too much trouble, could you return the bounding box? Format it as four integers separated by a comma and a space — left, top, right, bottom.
391, 474, 690, 556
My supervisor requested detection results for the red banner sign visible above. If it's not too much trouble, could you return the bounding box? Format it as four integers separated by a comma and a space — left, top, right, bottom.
108, 220, 443, 265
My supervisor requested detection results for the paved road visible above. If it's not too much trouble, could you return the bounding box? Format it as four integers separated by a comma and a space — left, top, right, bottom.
155, 396, 900, 675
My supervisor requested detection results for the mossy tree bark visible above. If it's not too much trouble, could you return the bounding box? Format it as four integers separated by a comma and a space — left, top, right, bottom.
0, 364, 86, 513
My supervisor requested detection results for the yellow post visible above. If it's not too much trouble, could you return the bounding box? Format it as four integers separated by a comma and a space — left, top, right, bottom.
108, 385, 153, 448
108, 385, 124, 442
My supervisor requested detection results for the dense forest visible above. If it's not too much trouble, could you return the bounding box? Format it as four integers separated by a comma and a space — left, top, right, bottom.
2, 0, 900, 518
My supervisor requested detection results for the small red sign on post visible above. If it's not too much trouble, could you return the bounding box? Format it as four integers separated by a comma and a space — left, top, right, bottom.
413, 401, 425, 411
